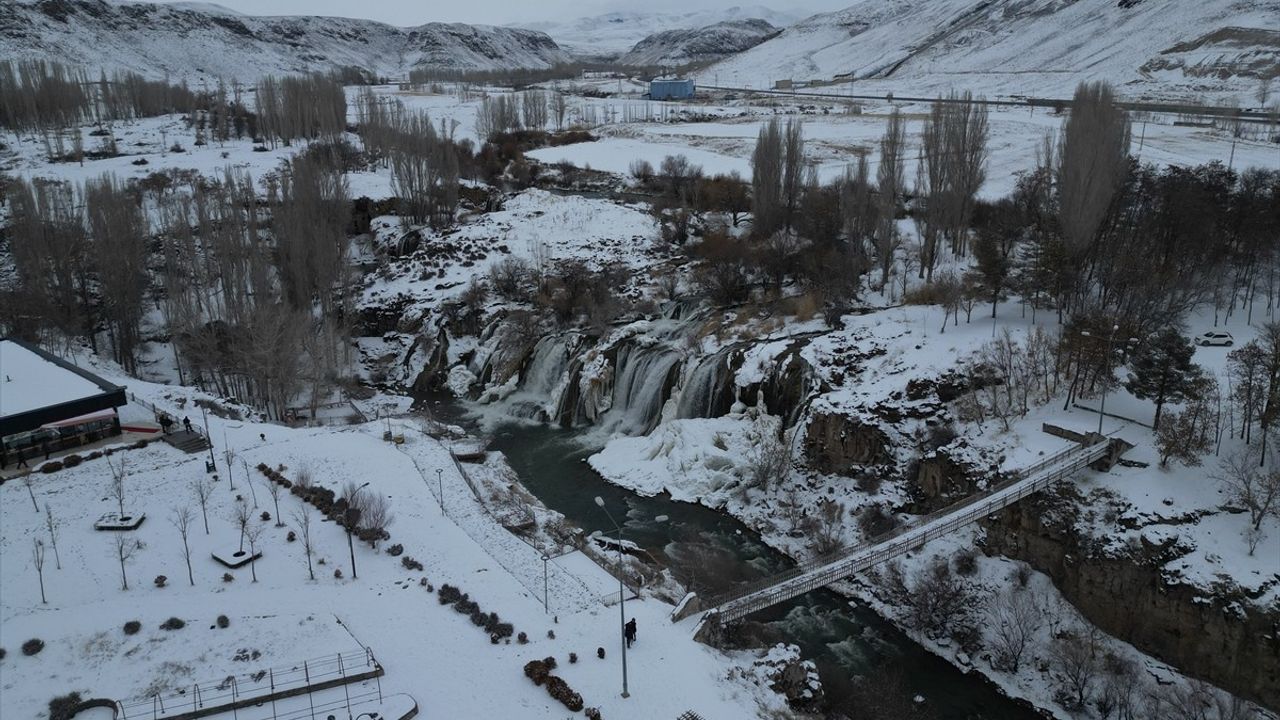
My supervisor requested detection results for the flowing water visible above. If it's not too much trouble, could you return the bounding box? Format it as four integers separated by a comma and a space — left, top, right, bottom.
424, 395, 1043, 719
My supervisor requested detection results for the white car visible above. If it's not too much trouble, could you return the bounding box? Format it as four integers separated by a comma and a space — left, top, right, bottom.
1197, 331, 1234, 347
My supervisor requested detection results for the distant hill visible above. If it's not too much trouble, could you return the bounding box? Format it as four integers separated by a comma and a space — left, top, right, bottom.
0, 0, 573, 82
520, 6, 799, 59
698, 0, 1280, 102
618, 19, 781, 68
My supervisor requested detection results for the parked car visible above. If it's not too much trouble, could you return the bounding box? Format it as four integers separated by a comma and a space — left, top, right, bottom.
1197, 331, 1234, 346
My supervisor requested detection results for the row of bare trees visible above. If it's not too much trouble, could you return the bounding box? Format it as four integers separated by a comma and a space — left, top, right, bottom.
0, 60, 200, 133
254, 74, 346, 147
355, 89, 462, 229
472, 89, 571, 139
6, 174, 148, 371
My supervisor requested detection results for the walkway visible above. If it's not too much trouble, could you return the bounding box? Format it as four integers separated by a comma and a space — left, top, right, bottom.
693, 440, 1112, 626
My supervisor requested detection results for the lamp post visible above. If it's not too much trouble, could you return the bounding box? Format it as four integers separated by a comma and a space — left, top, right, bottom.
593, 496, 667, 699
542, 553, 550, 613
201, 405, 216, 473
346, 481, 370, 580
435, 468, 444, 516
1081, 325, 1139, 435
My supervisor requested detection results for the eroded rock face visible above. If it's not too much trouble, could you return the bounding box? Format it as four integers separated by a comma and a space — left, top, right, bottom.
983, 496, 1280, 711
804, 412, 891, 473
915, 452, 981, 507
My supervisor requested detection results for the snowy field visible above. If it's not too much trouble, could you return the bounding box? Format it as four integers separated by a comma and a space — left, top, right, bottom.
0, 356, 795, 720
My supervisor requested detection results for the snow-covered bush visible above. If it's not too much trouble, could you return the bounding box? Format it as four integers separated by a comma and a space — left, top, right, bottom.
568, 652, 577, 664
523, 659, 550, 686
47, 692, 83, 720
21, 639, 44, 656
160, 617, 185, 631
123, 621, 141, 635
386, 543, 404, 556
216, 615, 230, 629
154, 575, 167, 588
545, 675, 584, 711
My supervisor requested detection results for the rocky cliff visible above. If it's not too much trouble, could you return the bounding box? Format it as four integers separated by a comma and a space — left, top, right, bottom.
982, 490, 1280, 711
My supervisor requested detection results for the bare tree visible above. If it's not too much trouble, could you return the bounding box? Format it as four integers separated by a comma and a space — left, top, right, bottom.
245, 522, 264, 582
193, 477, 213, 534
747, 417, 791, 492
812, 500, 845, 554
551, 91, 568, 130
751, 118, 784, 237
113, 534, 141, 590
988, 586, 1041, 672
293, 504, 316, 581
1216, 450, 1280, 553
1051, 628, 1100, 710
171, 506, 196, 586
33, 538, 47, 604
1097, 653, 1144, 720
264, 477, 285, 527
44, 503, 61, 570
85, 174, 149, 372
23, 475, 39, 512
107, 455, 127, 517
521, 89, 548, 131
232, 500, 252, 554
876, 109, 906, 288
1056, 82, 1130, 296
359, 493, 394, 548
781, 119, 805, 231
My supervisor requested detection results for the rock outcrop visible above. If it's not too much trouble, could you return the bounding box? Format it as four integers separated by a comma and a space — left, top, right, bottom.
983, 493, 1280, 711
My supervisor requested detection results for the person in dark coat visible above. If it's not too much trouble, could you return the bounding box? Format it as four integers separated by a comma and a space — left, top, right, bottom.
160, 414, 173, 434
183, 416, 192, 433
624, 618, 637, 648
15, 448, 28, 469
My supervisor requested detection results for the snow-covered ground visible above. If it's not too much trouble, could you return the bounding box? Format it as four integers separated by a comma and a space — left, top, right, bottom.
0, 357, 798, 720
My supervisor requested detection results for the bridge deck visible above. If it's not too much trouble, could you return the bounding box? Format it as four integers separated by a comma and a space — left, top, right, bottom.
703, 440, 1111, 625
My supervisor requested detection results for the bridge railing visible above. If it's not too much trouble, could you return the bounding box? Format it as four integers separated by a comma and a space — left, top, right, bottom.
706, 441, 1108, 617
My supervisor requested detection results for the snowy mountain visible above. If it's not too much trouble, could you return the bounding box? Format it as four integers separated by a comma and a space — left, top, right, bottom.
519, 6, 799, 58
699, 0, 1280, 101
0, 0, 573, 82
617, 19, 781, 68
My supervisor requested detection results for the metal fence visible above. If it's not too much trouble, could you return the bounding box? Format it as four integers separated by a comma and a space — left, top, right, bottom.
115, 648, 380, 720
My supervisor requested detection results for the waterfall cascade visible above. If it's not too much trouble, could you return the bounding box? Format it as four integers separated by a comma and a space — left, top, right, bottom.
467, 309, 819, 439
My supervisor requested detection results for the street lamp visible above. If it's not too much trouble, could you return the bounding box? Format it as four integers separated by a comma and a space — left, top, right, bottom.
435, 468, 444, 516
542, 553, 551, 613
593, 496, 667, 699
346, 481, 370, 580
1081, 325, 1140, 435
201, 405, 216, 473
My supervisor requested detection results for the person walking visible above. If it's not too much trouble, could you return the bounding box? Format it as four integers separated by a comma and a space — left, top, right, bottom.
160, 414, 173, 434
16, 448, 29, 469
624, 618, 637, 648
182, 416, 192, 433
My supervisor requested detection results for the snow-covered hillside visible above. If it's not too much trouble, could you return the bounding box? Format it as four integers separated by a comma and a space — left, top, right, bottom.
700, 0, 1280, 102
0, 0, 572, 82
519, 6, 799, 58
618, 19, 781, 68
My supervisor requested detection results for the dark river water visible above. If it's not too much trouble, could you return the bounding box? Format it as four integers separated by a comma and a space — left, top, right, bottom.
426, 397, 1043, 719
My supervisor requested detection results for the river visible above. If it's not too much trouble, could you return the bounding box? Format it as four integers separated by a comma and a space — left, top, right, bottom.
424, 394, 1043, 719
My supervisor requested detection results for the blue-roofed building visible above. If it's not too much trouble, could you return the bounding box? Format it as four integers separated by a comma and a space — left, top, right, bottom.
649, 78, 694, 101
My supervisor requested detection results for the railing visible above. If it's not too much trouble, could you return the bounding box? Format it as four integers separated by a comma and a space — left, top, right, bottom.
114, 648, 380, 720
704, 441, 1110, 623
